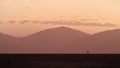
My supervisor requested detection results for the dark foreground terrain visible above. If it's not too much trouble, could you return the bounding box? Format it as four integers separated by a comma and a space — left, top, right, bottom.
0, 54, 120, 68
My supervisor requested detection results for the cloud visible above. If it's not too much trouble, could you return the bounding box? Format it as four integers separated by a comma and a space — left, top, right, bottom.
0, 21, 2, 24
35, 20, 119, 27
78, 22, 118, 27
8, 20, 16, 24
1, 20, 119, 27
80, 19, 91, 21
33, 21, 40, 24
80, 19, 98, 21
19, 20, 31, 24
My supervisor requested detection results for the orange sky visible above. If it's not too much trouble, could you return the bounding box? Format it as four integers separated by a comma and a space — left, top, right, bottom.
0, 0, 120, 37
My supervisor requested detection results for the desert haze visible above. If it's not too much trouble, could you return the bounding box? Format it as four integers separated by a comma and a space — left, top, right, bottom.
0, 26, 120, 53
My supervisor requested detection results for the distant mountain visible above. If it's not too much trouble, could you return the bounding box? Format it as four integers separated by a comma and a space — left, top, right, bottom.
19, 26, 90, 53
0, 27, 120, 53
0, 32, 17, 45
0, 33, 17, 41
0, 33, 19, 53
72, 29, 120, 53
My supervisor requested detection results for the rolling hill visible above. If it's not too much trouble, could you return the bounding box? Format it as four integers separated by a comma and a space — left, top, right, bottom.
72, 29, 120, 53
19, 26, 90, 53
0, 33, 19, 53
0, 27, 120, 53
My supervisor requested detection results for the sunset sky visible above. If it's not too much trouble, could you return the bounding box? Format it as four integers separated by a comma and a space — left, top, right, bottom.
0, 0, 120, 37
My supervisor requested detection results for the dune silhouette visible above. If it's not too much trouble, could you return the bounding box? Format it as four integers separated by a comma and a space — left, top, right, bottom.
0, 26, 120, 53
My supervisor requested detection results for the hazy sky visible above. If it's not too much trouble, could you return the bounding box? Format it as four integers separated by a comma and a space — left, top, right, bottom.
0, 0, 120, 37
